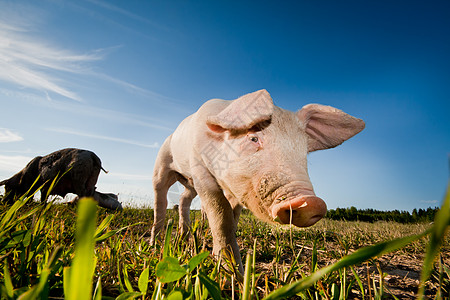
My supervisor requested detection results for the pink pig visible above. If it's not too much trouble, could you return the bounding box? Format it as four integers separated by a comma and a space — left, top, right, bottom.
150, 90, 364, 272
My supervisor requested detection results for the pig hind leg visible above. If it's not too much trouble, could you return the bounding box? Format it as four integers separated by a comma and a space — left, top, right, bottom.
69, 163, 99, 199
178, 185, 197, 237
85, 168, 101, 197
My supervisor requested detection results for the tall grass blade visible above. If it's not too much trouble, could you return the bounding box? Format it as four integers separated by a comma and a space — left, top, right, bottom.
4, 218, 62, 299
45, 174, 60, 200
311, 238, 318, 272
418, 184, 450, 298
46, 245, 63, 272
65, 198, 98, 300
93, 276, 102, 300
0, 198, 28, 231
331, 283, 339, 300
284, 248, 305, 284
123, 265, 134, 292
163, 219, 174, 258
95, 222, 141, 243
116, 250, 125, 294
188, 251, 209, 273
44, 169, 73, 200
21, 175, 43, 201
3, 261, 13, 299
94, 214, 114, 237
242, 252, 252, 300
13, 205, 40, 226
151, 282, 162, 300
198, 272, 222, 300
350, 266, 365, 299
17, 269, 50, 300
193, 272, 200, 299
116, 292, 143, 300
63, 267, 70, 297
32, 202, 53, 235
251, 239, 257, 299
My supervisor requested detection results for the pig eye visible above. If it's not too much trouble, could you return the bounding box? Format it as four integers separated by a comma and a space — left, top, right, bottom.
249, 136, 259, 143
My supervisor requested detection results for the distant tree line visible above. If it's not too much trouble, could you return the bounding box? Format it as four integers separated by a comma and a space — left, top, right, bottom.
325, 206, 440, 224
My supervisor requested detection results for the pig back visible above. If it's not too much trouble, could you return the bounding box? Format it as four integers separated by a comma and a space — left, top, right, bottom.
169, 99, 230, 176
169, 114, 197, 175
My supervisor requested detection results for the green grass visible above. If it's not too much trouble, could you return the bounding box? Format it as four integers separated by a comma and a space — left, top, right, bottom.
0, 185, 449, 299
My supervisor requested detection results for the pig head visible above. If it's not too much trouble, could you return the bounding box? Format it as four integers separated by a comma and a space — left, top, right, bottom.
0, 148, 121, 210
93, 191, 122, 210
150, 90, 365, 272
70, 191, 123, 211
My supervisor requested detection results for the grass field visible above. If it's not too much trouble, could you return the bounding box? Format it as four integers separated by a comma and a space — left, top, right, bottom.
0, 188, 449, 299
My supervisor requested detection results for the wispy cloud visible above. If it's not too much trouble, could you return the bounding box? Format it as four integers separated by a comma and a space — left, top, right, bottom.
420, 200, 439, 205
0, 155, 32, 173
0, 21, 104, 102
0, 128, 23, 143
0, 5, 171, 104
87, 0, 152, 25
86, 0, 170, 32
107, 172, 152, 181
90, 72, 178, 105
47, 128, 160, 148
0, 88, 175, 131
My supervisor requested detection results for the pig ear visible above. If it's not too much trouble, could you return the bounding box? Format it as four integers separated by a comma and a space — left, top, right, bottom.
297, 104, 365, 152
207, 89, 274, 132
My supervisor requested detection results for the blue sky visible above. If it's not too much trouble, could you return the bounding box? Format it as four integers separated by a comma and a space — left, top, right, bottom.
0, 0, 449, 211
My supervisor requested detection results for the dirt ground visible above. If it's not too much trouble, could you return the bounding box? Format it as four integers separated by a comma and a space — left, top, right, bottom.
253, 247, 449, 299
374, 253, 448, 299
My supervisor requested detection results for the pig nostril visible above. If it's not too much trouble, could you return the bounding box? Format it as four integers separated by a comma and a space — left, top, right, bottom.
310, 214, 324, 222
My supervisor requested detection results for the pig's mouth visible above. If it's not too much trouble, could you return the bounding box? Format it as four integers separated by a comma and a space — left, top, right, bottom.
271, 195, 327, 227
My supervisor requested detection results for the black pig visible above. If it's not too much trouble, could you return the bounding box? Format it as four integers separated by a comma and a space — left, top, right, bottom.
0, 148, 122, 210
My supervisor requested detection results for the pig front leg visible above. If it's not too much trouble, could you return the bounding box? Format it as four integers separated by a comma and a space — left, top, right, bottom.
203, 192, 243, 274
194, 175, 244, 274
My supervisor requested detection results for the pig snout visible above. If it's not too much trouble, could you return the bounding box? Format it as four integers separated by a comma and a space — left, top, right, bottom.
271, 195, 327, 227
